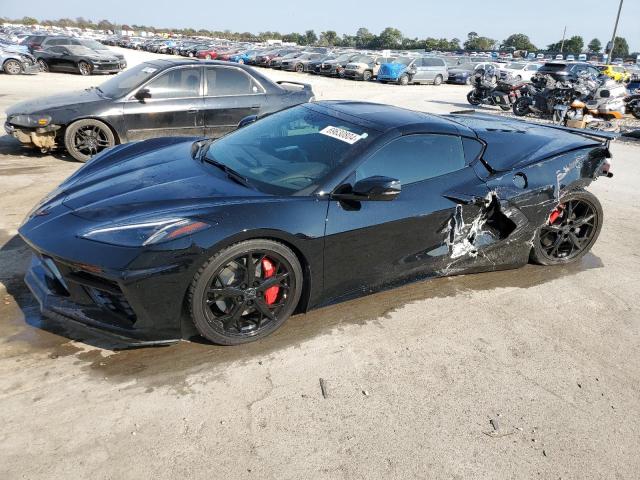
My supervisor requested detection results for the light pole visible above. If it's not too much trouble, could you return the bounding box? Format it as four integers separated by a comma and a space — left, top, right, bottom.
559, 25, 567, 53
606, 0, 624, 64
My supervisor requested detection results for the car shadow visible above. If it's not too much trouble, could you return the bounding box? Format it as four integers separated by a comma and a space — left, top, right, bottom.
0, 230, 606, 391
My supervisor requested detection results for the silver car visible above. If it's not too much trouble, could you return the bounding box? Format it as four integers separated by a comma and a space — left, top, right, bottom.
1, 47, 40, 75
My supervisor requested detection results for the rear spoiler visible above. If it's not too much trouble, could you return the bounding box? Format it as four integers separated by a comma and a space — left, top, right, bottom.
276, 80, 313, 92
449, 110, 619, 144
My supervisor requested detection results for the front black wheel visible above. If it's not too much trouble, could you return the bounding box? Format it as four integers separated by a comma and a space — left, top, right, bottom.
467, 90, 482, 106
64, 119, 116, 162
530, 190, 603, 266
78, 61, 92, 76
3, 59, 22, 75
189, 240, 303, 345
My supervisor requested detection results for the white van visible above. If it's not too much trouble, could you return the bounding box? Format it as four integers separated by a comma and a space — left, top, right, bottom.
555, 54, 564, 60
578, 54, 587, 61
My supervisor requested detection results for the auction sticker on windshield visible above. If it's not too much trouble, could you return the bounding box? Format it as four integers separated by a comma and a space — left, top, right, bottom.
319, 126, 365, 144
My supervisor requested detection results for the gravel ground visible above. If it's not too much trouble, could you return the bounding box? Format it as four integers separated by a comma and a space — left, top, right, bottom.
0, 47, 639, 480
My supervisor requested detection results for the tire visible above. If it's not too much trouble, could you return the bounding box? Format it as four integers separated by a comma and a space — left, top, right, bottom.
189, 239, 303, 345
64, 119, 116, 162
513, 97, 531, 116
3, 59, 22, 75
398, 74, 409, 86
467, 90, 482, 106
295, 63, 304, 73
631, 103, 640, 120
78, 61, 92, 76
530, 190, 603, 266
37, 59, 48, 72
362, 70, 372, 82
433, 74, 443, 86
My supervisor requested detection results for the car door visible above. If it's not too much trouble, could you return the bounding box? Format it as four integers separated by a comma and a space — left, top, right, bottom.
322, 134, 489, 301
202, 65, 265, 138
421, 57, 439, 82
123, 65, 204, 141
411, 58, 426, 81
56, 47, 78, 72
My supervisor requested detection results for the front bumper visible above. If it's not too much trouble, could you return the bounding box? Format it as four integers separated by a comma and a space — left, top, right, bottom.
22, 62, 41, 74
23, 250, 183, 345
91, 63, 122, 73
4, 122, 60, 149
343, 70, 363, 79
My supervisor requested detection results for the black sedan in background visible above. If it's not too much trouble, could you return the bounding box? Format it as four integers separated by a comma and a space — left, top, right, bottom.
4, 59, 315, 161
35, 45, 122, 76
18, 101, 612, 346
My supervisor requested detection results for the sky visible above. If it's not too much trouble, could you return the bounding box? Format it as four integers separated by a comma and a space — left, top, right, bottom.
2, 0, 639, 51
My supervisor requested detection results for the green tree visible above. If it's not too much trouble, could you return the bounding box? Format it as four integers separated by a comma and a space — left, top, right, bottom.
609, 36, 629, 59
355, 27, 373, 48
304, 30, 317, 45
378, 27, 403, 49
319, 30, 338, 46
464, 32, 495, 51
97, 19, 114, 31
503, 33, 536, 51
20, 16, 38, 25
587, 38, 601, 53
548, 35, 583, 54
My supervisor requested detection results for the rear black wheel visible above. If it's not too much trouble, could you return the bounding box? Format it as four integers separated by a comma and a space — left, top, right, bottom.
189, 240, 303, 345
530, 190, 603, 266
513, 96, 530, 116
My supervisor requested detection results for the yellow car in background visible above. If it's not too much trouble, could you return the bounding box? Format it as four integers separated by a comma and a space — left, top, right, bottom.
597, 64, 630, 83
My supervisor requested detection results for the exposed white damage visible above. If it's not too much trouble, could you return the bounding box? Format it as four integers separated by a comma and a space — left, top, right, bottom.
446, 192, 499, 260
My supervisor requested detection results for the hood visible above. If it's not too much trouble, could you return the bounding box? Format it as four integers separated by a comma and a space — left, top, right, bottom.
378, 63, 406, 77
6, 88, 107, 116
59, 137, 264, 220
447, 114, 603, 171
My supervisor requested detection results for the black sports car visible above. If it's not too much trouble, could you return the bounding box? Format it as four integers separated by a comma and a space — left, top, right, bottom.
35, 45, 122, 76
4, 59, 314, 162
18, 101, 613, 346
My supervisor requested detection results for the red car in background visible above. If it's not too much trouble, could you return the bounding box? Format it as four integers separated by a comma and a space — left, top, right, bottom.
196, 48, 218, 60
216, 49, 242, 61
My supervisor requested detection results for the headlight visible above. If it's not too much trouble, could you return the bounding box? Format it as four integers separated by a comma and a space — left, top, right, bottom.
9, 114, 52, 127
80, 218, 211, 247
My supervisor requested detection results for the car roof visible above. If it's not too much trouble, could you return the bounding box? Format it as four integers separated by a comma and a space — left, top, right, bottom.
307, 101, 467, 135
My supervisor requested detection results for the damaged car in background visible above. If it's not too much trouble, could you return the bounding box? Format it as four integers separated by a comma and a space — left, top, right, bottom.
4, 59, 315, 161
18, 101, 613, 346
1, 45, 40, 75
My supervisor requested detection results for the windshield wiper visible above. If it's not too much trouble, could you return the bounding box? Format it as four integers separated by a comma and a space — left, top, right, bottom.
202, 156, 254, 189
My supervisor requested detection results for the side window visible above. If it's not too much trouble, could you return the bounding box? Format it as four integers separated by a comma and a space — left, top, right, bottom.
205, 67, 263, 96
412, 58, 423, 68
355, 134, 466, 185
145, 67, 201, 99
49, 46, 66, 54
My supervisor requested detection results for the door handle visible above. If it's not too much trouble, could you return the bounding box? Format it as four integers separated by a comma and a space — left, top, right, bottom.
251, 105, 260, 109
187, 107, 199, 114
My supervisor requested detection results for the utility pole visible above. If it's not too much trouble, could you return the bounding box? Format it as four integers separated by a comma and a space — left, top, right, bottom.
606, 0, 624, 64
559, 25, 567, 53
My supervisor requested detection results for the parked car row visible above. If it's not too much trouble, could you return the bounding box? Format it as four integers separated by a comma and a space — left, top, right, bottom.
0, 33, 127, 76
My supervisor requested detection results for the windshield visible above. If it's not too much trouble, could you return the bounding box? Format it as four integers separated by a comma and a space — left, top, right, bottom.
97, 62, 159, 98
203, 106, 379, 195
392, 57, 413, 66
66, 45, 97, 56
81, 40, 106, 50
352, 55, 372, 63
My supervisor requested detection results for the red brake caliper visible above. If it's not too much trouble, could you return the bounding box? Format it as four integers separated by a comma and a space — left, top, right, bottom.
549, 206, 563, 225
261, 258, 279, 305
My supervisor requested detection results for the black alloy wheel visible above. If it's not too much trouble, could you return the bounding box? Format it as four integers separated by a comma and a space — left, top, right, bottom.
531, 190, 603, 265
513, 96, 530, 116
64, 119, 116, 162
37, 59, 48, 72
189, 240, 303, 345
467, 90, 482, 106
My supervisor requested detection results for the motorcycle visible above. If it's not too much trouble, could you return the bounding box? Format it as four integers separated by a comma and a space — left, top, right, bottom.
624, 91, 640, 119
561, 75, 627, 131
512, 74, 580, 121
467, 69, 527, 111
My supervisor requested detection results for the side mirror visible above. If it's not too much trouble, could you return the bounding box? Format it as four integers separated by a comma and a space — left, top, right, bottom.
134, 88, 151, 102
600, 89, 610, 98
332, 176, 401, 202
237, 114, 258, 129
